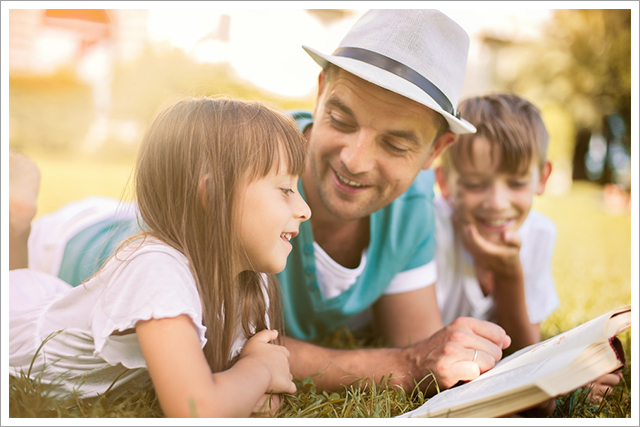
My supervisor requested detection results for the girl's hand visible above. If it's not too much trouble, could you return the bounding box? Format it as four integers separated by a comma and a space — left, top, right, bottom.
9, 151, 41, 236
251, 393, 283, 417
240, 329, 297, 395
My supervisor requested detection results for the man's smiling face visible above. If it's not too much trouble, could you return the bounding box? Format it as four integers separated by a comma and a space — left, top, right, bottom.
305, 68, 455, 221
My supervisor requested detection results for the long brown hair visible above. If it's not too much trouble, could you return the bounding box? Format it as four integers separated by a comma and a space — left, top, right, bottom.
130, 96, 307, 372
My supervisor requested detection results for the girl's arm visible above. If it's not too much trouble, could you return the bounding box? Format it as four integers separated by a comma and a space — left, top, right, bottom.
137, 314, 295, 418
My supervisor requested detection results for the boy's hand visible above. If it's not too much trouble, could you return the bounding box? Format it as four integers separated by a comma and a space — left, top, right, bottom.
453, 213, 521, 275
587, 371, 623, 402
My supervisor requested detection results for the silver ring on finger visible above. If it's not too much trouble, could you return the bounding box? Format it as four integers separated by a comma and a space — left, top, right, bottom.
472, 349, 478, 362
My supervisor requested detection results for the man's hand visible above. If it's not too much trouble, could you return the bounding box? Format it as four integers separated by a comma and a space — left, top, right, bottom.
404, 316, 511, 393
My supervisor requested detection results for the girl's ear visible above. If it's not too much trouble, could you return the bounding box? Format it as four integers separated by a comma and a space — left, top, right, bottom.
536, 160, 553, 195
435, 165, 452, 200
198, 173, 212, 211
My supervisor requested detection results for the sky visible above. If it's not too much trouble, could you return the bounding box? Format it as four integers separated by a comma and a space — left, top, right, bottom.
144, 5, 554, 97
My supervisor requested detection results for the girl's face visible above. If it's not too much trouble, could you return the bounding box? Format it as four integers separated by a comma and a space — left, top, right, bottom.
437, 136, 551, 244
236, 163, 311, 274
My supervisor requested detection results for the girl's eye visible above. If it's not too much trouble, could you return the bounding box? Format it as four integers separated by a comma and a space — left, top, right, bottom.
281, 188, 294, 196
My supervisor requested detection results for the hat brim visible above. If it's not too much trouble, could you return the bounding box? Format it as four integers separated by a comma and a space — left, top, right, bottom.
303, 45, 476, 135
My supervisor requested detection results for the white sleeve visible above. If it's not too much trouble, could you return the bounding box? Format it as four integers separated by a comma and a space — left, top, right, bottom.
28, 196, 137, 276
91, 245, 207, 369
520, 211, 560, 324
382, 196, 445, 296
382, 260, 437, 295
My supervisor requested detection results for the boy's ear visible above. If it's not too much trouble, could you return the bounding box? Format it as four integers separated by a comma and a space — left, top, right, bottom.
422, 131, 457, 170
434, 165, 451, 200
198, 173, 212, 211
536, 160, 553, 195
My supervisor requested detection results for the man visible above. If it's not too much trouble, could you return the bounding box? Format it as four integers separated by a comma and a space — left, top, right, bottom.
275, 9, 509, 394
27, 9, 510, 395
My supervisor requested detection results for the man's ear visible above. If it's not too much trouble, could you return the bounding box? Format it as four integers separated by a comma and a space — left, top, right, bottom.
536, 160, 553, 195
434, 165, 452, 200
422, 131, 457, 170
317, 70, 325, 95
313, 71, 326, 114
198, 173, 212, 211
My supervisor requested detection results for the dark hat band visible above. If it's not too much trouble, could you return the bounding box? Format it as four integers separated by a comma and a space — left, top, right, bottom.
333, 47, 460, 119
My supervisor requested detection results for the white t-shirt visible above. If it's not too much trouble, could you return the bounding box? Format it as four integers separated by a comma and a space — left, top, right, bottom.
434, 195, 560, 326
9, 239, 250, 398
313, 242, 437, 330
314, 242, 437, 300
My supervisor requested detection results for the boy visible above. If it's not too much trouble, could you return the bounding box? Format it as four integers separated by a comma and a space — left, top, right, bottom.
434, 93, 621, 400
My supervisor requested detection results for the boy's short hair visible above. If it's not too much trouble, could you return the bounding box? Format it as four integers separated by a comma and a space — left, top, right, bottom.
441, 93, 548, 174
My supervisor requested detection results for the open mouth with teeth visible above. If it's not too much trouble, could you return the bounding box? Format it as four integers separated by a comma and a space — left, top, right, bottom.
280, 232, 294, 242
479, 218, 513, 229
336, 171, 364, 188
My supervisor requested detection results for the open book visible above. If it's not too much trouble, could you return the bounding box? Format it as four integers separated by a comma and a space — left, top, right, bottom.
399, 305, 631, 418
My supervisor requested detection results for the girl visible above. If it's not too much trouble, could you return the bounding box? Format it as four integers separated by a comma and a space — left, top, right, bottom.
9, 97, 311, 417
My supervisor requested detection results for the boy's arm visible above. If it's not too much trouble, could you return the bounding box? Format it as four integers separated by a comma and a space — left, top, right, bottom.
477, 260, 540, 352
457, 219, 540, 352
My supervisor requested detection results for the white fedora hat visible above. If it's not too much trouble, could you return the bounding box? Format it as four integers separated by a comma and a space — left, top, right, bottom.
303, 9, 476, 135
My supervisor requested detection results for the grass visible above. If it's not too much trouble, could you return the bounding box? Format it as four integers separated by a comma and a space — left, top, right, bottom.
9, 155, 633, 419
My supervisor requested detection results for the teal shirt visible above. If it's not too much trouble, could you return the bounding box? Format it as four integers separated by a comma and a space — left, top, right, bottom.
277, 110, 437, 340
58, 110, 437, 341
58, 218, 141, 287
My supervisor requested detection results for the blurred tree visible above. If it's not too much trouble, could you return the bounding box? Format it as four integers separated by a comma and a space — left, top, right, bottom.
481, 9, 631, 187
305, 9, 356, 27
9, 69, 94, 154
110, 46, 315, 125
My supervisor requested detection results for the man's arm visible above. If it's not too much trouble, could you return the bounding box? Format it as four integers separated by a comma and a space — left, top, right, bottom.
284, 317, 510, 395
372, 285, 443, 347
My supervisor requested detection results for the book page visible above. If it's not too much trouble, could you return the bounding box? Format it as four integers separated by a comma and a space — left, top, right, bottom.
398, 346, 584, 418
399, 306, 630, 418
479, 306, 629, 381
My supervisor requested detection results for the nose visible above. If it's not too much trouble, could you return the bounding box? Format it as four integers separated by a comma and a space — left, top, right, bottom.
485, 182, 510, 211
339, 131, 376, 175
294, 192, 311, 222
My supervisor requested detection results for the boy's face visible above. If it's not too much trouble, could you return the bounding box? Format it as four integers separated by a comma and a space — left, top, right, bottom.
436, 136, 552, 244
